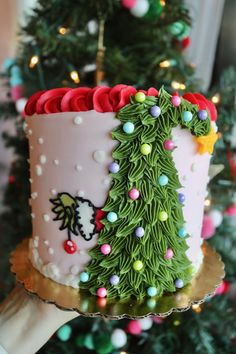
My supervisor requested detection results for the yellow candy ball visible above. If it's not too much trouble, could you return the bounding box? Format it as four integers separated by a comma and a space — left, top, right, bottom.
133, 260, 143, 271
140, 144, 151, 155
135, 92, 146, 103
159, 211, 168, 222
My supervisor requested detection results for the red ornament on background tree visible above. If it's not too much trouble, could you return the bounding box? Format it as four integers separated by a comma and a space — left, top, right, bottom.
121, 0, 137, 9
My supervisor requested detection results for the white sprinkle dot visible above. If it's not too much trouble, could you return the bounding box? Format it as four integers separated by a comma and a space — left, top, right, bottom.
29, 178, 33, 184
182, 175, 187, 181
79, 249, 87, 255
191, 163, 196, 172
28, 198, 32, 206
23, 122, 28, 132
70, 265, 80, 275
28, 129, 33, 135
38, 137, 44, 144
31, 192, 38, 199
77, 190, 85, 197
103, 177, 112, 186
44, 240, 49, 245
75, 164, 82, 172
48, 247, 54, 255
35, 165, 43, 176
34, 236, 39, 241
74, 115, 83, 125
50, 189, 57, 195
39, 155, 47, 164
53, 159, 59, 166
93, 150, 106, 164
30, 145, 34, 150
43, 214, 50, 222
31, 213, 35, 219
33, 239, 38, 248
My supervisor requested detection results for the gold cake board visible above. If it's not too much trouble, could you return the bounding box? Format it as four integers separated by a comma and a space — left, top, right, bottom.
10, 238, 225, 319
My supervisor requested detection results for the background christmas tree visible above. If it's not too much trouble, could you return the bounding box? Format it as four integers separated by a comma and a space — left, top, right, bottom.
1, 1, 236, 353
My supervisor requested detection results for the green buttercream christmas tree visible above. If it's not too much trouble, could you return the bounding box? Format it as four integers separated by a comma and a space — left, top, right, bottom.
81, 88, 211, 299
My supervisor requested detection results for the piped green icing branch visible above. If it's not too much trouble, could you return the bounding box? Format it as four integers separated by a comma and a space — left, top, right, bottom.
81, 87, 212, 300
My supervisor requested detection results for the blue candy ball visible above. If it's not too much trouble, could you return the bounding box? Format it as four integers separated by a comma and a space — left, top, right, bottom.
80, 272, 89, 282
57, 325, 72, 341
175, 279, 184, 288
107, 211, 118, 223
178, 228, 187, 238
135, 226, 145, 238
123, 122, 135, 134
158, 175, 169, 186
178, 193, 185, 203
109, 162, 120, 174
182, 111, 193, 122
110, 275, 120, 286
147, 287, 158, 297
198, 110, 208, 120
150, 105, 161, 118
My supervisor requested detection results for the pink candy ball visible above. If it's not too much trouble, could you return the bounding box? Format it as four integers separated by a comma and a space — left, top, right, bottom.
164, 139, 175, 151
171, 95, 181, 107
165, 248, 174, 260
129, 188, 140, 200
121, 0, 137, 9
96, 287, 107, 298
127, 320, 142, 335
100, 244, 112, 255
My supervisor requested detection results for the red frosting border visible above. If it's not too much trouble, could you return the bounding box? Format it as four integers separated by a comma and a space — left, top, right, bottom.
24, 84, 217, 121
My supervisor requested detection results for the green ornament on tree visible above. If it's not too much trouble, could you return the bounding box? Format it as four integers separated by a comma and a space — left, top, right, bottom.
170, 21, 189, 39
93, 333, 113, 354
145, 0, 164, 20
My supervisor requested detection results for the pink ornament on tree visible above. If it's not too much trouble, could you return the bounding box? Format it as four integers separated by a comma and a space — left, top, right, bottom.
225, 204, 236, 216
121, 0, 137, 9
11, 85, 23, 102
126, 320, 142, 335
215, 280, 230, 295
201, 214, 215, 239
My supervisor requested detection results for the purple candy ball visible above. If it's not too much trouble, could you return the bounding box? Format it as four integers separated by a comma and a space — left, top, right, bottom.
150, 105, 161, 118
198, 110, 208, 120
178, 193, 185, 203
135, 227, 145, 238
110, 275, 120, 286
109, 162, 120, 174
175, 279, 184, 289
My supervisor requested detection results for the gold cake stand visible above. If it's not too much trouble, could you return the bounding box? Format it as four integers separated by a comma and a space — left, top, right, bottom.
10, 238, 225, 319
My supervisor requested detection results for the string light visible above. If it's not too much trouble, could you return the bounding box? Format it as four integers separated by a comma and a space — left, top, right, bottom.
160, 0, 166, 6
173, 320, 181, 326
58, 26, 69, 35
70, 70, 80, 84
211, 93, 220, 104
159, 60, 171, 68
120, 352, 128, 354
204, 198, 211, 207
171, 81, 186, 90
29, 55, 39, 68
192, 304, 202, 313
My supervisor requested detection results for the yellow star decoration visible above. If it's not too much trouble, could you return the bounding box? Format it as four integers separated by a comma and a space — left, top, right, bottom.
195, 127, 218, 155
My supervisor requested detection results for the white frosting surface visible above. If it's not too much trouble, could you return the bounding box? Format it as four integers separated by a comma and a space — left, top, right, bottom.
26, 111, 210, 287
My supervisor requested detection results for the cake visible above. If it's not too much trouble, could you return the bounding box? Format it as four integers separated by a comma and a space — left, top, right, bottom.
24, 85, 218, 299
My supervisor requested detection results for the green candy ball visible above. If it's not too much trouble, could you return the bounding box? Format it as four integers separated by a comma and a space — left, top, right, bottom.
133, 260, 143, 271
159, 211, 168, 222
140, 143, 152, 155
135, 91, 146, 103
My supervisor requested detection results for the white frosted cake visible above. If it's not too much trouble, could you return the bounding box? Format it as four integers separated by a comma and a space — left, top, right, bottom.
24, 85, 218, 299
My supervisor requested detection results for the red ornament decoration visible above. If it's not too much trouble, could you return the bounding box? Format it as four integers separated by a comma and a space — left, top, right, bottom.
95, 209, 106, 232
215, 280, 230, 295
226, 150, 236, 181
126, 320, 142, 335
63, 240, 77, 254
225, 203, 236, 216
181, 36, 191, 49
121, 0, 137, 9
9, 175, 15, 184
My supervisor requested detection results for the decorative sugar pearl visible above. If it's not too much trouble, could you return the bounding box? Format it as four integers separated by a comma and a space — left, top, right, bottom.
35, 165, 42, 176
135, 91, 146, 103
129, 188, 140, 200
164, 139, 175, 151
43, 214, 50, 222
53, 159, 59, 166
109, 162, 120, 174
96, 287, 107, 298
39, 154, 47, 164
178, 227, 187, 238
38, 137, 44, 144
135, 226, 145, 238
93, 150, 106, 164
171, 95, 181, 107
158, 175, 169, 186
198, 110, 208, 120
123, 122, 135, 134
80, 272, 89, 282
73, 115, 83, 125
100, 244, 112, 255
140, 143, 151, 155
178, 193, 185, 203
133, 260, 143, 271
182, 111, 193, 122
158, 211, 168, 222
175, 279, 184, 288
109, 275, 120, 286
150, 105, 161, 118
48, 247, 54, 255
147, 287, 158, 297
50, 189, 57, 195
165, 248, 174, 260
70, 265, 79, 275
107, 211, 118, 223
